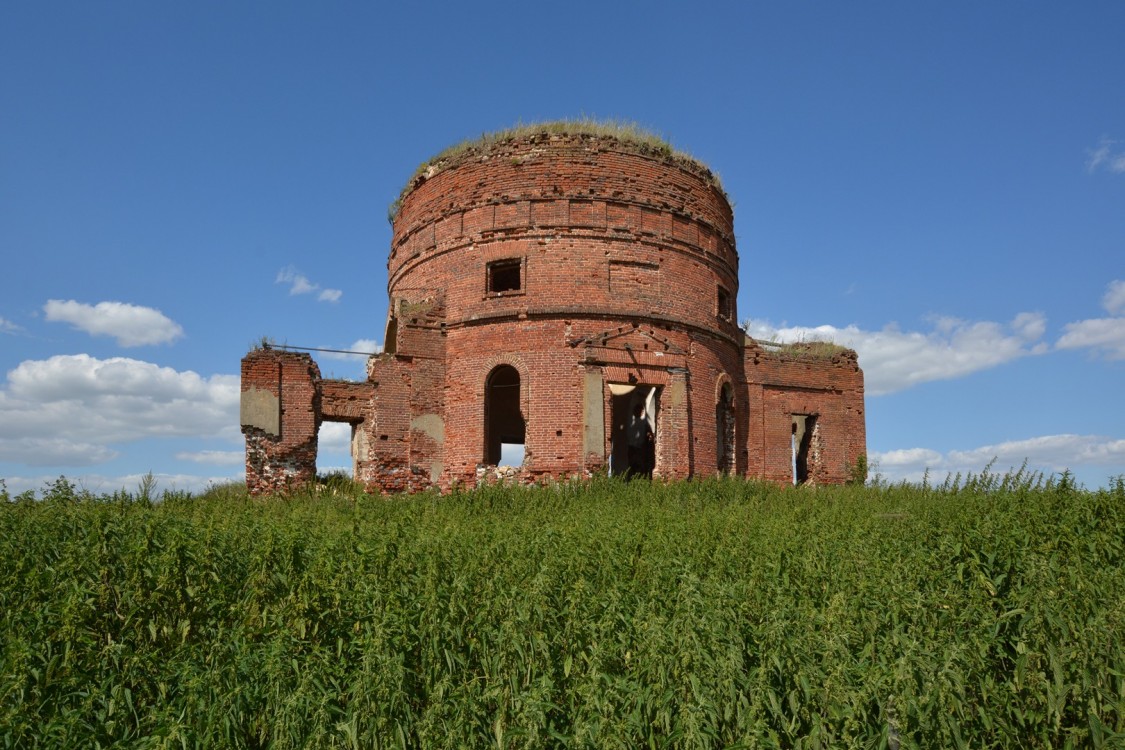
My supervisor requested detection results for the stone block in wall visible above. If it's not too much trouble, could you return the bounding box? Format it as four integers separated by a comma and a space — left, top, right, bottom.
495, 200, 530, 229
569, 200, 606, 229
240, 386, 280, 435
531, 199, 569, 227
638, 206, 668, 237
435, 212, 463, 246
463, 204, 495, 235
672, 214, 697, 244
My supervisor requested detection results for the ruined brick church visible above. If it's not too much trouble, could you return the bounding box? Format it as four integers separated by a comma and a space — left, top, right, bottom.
240, 126, 866, 494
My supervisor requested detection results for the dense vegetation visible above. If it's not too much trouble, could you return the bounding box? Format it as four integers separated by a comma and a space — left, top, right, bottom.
2, 473, 1123, 748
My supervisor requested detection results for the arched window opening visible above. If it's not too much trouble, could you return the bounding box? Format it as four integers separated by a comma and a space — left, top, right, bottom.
383, 316, 398, 355
485, 365, 525, 466
717, 382, 735, 475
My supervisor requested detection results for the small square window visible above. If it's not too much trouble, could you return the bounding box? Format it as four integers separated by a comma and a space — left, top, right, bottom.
717, 286, 733, 320
488, 259, 522, 294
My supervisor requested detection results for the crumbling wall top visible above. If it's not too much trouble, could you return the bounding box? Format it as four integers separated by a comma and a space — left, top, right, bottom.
389, 120, 725, 222
743, 334, 858, 363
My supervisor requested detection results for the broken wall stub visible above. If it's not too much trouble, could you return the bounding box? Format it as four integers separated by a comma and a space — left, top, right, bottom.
241, 131, 867, 495
241, 349, 322, 494
241, 348, 386, 495
743, 340, 866, 485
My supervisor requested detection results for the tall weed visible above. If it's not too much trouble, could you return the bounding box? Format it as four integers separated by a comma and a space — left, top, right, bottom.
1, 474, 1122, 747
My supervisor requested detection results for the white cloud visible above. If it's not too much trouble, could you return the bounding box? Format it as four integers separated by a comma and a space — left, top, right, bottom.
1087, 138, 1111, 172
874, 447, 944, 469
43, 300, 184, 346
947, 435, 1125, 470
0, 437, 118, 466
319, 338, 382, 362
1011, 311, 1046, 341
276, 266, 342, 303
0, 317, 22, 335
1057, 318, 1125, 359
1102, 280, 1125, 316
745, 312, 1047, 395
289, 275, 317, 295
0, 355, 239, 466
1086, 137, 1125, 174
318, 422, 352, 454
175, 450, 244, 466
352, 338, 381, 354
871, 434, 1125, 485
1056, 279, 1125, 359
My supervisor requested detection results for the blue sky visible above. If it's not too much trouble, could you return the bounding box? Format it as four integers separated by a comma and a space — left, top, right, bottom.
2, 2, 1123, 494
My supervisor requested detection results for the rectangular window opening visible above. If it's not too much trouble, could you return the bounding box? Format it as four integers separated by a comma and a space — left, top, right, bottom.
717, 286, 733, 321
791, 414, 818, 485
488, 259, 523, 294
608, 385, 660, 479
316, 421, 357, 484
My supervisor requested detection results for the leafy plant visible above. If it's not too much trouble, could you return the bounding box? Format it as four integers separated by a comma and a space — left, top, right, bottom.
251, 335, 276, 351
2, 475, 1122, 747
847, 453, 868, 485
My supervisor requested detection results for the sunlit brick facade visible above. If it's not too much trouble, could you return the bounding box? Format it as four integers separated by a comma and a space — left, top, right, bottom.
241, 132, 866, 494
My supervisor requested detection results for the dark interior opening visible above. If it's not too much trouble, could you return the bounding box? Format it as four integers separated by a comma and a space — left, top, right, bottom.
610, 386, 659, 478
717, 383, 735, 474
792, 414, 818, 484
717, 286, 733, 320
488, 259, 522, 294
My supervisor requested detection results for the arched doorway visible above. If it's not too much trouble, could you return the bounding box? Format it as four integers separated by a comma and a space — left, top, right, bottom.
484, 365, 525, 466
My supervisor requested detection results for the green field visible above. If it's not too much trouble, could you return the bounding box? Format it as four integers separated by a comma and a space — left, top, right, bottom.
2, 473, 1123, 749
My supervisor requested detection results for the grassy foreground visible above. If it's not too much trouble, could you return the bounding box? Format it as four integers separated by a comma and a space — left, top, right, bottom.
1, 474, 1123, 749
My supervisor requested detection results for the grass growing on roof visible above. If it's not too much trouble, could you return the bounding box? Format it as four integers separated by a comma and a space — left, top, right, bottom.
759, 339, 853, 360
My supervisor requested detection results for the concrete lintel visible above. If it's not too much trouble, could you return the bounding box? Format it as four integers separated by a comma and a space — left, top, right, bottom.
582, 370, 604, 459
240, 387, 280, 436
410, 413, 445, 444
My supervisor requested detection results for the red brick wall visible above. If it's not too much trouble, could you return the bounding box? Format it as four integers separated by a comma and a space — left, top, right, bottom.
386, 135, 748, 486
240, 349, 321, 494
743, 341, 867, 484
240, 133, 867, 495
320, 379, 374, 422
361, 354, 429, 494
389, 135, 740, 345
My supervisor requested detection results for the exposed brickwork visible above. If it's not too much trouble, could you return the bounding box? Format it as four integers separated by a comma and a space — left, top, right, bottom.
240, 350, 322, 494
743, 340, 867, 484
241, 132, 866, 494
